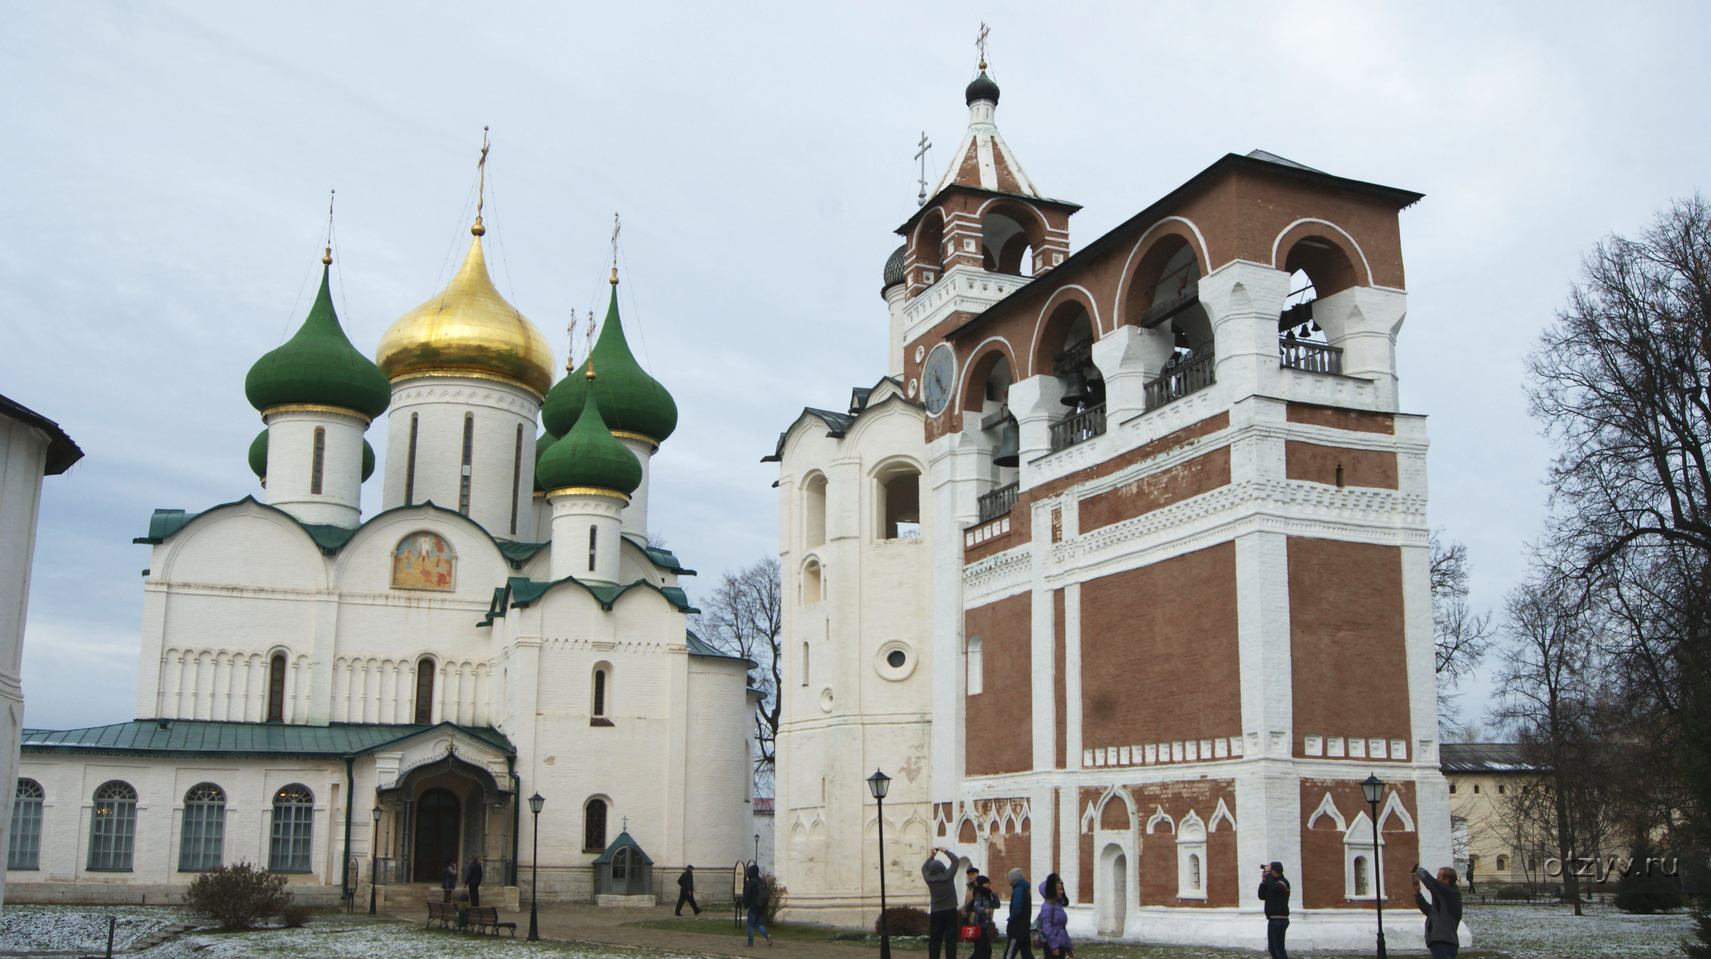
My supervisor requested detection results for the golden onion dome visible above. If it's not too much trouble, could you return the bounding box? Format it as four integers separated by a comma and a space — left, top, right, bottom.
375, 227, 555, 396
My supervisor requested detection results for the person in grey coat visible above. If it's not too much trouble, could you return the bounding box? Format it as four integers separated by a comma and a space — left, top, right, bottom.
441, 860, 458, 903
1412, 865, 1463, 958
922, 846, 962, 959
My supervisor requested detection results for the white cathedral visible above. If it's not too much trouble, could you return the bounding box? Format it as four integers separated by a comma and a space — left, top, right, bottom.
6, 210, 757, 904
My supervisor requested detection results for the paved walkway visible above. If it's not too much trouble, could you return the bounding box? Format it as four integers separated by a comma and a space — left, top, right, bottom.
379, 899, 886, 959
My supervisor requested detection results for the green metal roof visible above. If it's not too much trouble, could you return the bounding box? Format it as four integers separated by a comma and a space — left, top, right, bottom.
685, 628, 753, 666
505, 575, 699, 616
21, 720, 512, 759
590, 830, 653, 866
135, 497, 546, 569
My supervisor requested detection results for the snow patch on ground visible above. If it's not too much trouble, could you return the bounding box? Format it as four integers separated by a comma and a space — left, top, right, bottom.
130, 920, 688, 959
1465, 902, 1692, 959
0, 905, 186, 954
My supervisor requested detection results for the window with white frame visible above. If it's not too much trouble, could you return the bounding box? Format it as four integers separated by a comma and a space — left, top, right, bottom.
8, 778, 43, 870
1175, 813, 1207, 899
966, 636, 983, 695
1344, 811, 1379, 899
88, 780, 137, 871
269, 784, 315, 873
179, 783, 226, 872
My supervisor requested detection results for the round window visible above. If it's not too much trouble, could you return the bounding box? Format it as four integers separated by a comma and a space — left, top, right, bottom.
874, 641, 917, 681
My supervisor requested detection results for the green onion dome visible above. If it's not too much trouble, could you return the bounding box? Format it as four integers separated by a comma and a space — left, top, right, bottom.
540, 288, 676, 443
536, 379, 642, 496
246, 264, 391, 420
248, 429, 372, 481
533, 430, 559, 492
966, 70, 1000, 106
249, 429, 268, 480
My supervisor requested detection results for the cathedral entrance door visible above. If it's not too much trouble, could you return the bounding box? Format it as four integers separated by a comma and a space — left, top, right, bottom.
413, 788, 460, 883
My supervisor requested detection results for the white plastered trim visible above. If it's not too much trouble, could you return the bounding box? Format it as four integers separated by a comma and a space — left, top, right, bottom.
1110, 216, 1214, 333
1208, 797, 1236, 833
1145, 805, 1174, 835
1027, 285, 1103, 377
1269, 217, 1375, 289
1306, 791, 1347, 832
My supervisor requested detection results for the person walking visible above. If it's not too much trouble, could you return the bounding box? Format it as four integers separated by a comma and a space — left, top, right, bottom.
463, 856, 484, 907
1413, 865, 1464, 959
742, 863, 772, 946
922, 846, 961, 959
1257, 861, 1290, 959
1003, 868, 1033, 959
964, 875, 1001, 959
1037, 874, 1071, 959
441, 859, 458, 904
676, 864, 702, 916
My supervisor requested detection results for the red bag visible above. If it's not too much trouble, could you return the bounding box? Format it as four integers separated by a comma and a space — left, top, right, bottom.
960, 924, 983, 941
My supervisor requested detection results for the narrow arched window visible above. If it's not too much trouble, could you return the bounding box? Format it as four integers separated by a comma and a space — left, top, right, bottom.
8, 778, 43, 870
310, 428, 326, 494
588, 525, 597, 573
415, 659, 436, 725
612, 845, 630, 880
179, 783, 226, 872
584, 798, 608, 852
1354, 854, 1370, 896
267, 654, 286, 722
87, 781, 137, 871
404, 413, 420, 505
510, 424, 524, 535
458, 413, 475, 515
269, 784, 314, 873
593, 669, 607, 717
1188, 852, 1201, 891
966, 636, 984, 694
801, 642, 810, 686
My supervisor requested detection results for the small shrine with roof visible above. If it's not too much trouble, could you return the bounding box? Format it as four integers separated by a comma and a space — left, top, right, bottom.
12, 184, 759, 906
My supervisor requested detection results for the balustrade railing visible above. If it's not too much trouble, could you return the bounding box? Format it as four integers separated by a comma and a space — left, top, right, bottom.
977, 482, 1020, 523
1144, 350, 1216, 411
1049, 403, 1107, 452
1279, 337, 1342, 374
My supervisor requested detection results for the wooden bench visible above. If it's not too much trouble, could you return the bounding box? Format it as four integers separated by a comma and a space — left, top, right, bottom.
425, 900, 458, 929
467, 906, 516, 936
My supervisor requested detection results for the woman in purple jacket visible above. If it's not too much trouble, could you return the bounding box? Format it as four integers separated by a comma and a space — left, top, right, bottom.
1037, 873, 1072, 959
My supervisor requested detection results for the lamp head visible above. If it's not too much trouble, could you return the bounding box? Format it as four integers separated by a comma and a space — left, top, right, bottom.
1361, 774, 1384, 806
867, 768, 891, 799
372, 805, 382, 822
529, 792, 546, 815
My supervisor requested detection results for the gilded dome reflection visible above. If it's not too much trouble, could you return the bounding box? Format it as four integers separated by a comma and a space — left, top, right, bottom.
375, 234, 555, 396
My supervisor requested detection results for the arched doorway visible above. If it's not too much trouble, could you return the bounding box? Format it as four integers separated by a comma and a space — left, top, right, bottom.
413, 788, 460, 882
1098, 842, 1127, 936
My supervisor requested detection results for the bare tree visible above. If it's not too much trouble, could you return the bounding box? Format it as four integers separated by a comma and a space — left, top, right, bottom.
1489, 571, 1614, 914
693, 557, 783, 796
1525, 197, 1711, 926
1431, 531, 1495, 729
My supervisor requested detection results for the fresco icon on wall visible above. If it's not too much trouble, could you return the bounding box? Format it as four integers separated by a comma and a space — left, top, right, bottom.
392, 532, 455, 590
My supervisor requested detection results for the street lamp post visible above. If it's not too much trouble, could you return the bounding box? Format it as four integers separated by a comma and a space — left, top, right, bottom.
1361, 774, 1388, 959
755, 833, 760, 864
527, 792, 545, 942
867, 770, 892, 959
369, 805, 382, 916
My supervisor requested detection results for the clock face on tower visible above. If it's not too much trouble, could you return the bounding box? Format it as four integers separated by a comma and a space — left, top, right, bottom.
921, 343, 955, 416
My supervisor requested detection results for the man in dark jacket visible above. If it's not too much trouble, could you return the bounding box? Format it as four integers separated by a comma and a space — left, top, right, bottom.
676, 864, 701, 916
1003, 868, 1033, 959
463, 857, 484, 907
922, 847, 961, 959
1413, 865, 1464, 958
1257, 861, 1290, 959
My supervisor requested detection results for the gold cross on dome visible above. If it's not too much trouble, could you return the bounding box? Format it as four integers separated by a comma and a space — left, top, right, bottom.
621, 815, 630, 832
476, 126, 491, 219
609, 212, 622, 284
976, 22, 989, 69
565, 313, 578, 371
585, 309, 596, 358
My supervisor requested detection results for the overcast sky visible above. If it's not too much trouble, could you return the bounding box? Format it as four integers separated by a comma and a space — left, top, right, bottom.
4, 2, 1708, 731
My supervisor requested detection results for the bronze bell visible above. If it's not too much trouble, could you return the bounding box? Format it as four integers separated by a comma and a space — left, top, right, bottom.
993, 417, 1020, 467
1060, 369, 1093, 407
